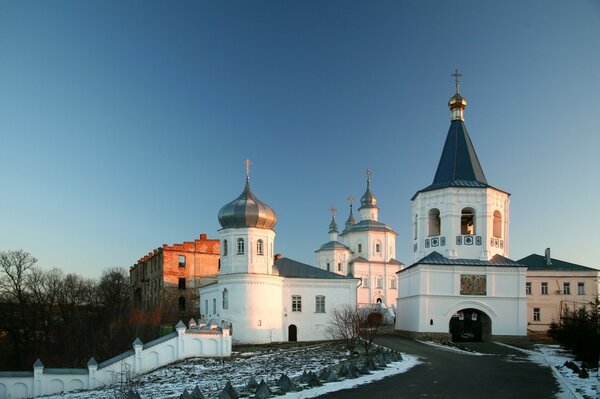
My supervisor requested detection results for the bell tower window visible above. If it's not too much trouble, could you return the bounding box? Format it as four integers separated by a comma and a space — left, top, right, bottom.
428, 208, 441, 236
237, 238, 245, 254
493, 210, 502, 238
461, 208, 475, 235
223, 240, 228, 256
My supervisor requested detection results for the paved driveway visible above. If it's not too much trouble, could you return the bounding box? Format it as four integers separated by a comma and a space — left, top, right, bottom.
316, 334, 561, 399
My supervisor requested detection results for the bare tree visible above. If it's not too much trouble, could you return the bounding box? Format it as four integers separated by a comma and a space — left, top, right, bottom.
358, 309, 384, 355
326, 304, 360, 353
327, 305, 385, 356
0, 250, 36, 304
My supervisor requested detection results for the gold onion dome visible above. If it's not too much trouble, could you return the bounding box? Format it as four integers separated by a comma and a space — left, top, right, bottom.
448, 92, 467, 110
218, 179, 277, 230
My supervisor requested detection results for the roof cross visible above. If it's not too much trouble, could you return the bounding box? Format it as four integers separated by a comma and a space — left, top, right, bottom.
347, 195, 354, 205
451, 69, 462, 94
363, 168, 373, 183
329, 205, 337, 217
244, 159, 252, 180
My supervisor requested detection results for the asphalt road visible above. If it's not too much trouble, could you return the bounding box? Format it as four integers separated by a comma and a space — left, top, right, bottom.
316, 334, 561, 399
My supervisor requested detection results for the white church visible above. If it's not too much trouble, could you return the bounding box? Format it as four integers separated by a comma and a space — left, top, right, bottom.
200, 76, 527, 344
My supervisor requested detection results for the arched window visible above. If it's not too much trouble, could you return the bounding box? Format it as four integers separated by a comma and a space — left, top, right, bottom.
257, 239, 264, 255
237, 238, 245, 254
375, 240, 381, 253
178, 296, 186, 311
223, 240, 228, 256
428, 208, 441, 236
493, 210, 502, 238
376, 275, 383, 288
413, 214, 418, 240
212, 298, 216, 314
223, 289, 228, 309
461, 208, 476, 235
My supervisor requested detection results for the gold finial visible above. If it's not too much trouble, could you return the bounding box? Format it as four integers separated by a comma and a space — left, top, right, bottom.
347, 195, 354, 205
363, 168, 373, 183
244, 159, 252, 180
329, 205, 337, 217
451, 69, 462, 94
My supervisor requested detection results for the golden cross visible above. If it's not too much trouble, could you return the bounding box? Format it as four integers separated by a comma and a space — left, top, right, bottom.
329, 205, 337, 216
451, 69, 462, 93
244, 159, 251, 179
347, 195, 354, 205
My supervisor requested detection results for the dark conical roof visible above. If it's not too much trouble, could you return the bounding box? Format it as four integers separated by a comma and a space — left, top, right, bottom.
413, 119, 491, 199
433, 119, 487, 185
218, 179, 277, 230
328, 216, 338, 234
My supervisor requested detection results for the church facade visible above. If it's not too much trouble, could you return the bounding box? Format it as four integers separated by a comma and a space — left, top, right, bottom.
395, 81, 527, 341
199, 177, 358, 344
314, 180, 403, 309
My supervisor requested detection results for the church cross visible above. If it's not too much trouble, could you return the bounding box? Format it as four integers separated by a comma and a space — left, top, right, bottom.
244, 159, 252, 180
363, 168, 373, 183
451, 69, 462, 93
347, 195, 354, 205
329, 205, 337, 217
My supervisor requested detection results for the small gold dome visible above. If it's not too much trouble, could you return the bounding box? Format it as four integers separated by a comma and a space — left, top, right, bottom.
448, 92, 467, 110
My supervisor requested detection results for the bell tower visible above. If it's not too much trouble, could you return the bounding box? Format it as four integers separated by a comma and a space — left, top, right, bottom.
411, 72, 510, 262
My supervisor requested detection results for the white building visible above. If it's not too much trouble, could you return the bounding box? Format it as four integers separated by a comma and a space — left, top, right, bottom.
199, 176, 358, 344
395, 81, 527, 341
315, 180, 403, 309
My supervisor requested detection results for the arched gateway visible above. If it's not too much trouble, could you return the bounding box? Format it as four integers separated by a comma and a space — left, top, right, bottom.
449, 308, 492, 342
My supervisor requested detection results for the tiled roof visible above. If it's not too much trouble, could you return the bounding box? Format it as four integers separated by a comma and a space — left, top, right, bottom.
401, 251, 523, 272
518, 254, 598, 272
273, 257, 353, 279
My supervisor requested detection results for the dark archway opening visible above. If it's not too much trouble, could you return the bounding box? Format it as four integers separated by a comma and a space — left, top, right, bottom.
288, 324, 297, 342
449, 308, 491, 342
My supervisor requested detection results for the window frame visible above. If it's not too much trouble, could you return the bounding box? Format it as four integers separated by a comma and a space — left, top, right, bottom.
541, 282, 548, 295
257, 239, 264, 255
428, 208, 441, 237
237, 238, 245, 255
315, 295, 325, 313
492, 210, 502, 238
533, 307, 540, 322
223, 289, 229, 309
563, 282, 571, 295
461, 207, 476, 235
525, 282, 531, 295
577, 282, 585, 295
178, 255, 186, 268
223, 239, 228, 256
291, 295, 302, 312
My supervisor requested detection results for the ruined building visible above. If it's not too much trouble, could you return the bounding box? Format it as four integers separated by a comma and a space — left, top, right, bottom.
130, 234, 220, 322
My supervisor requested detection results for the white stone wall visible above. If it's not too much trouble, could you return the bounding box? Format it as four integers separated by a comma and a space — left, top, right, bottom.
0, 323, 231, 399
412, 187, 510, 263
200, 273, 358, 344
315, 247, 351, 274
352, 260, 399, 307
219, 227, 276, 275
396, 264, 527, 336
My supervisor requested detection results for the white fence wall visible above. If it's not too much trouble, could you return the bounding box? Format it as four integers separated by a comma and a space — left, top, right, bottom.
0, 321, 232, 399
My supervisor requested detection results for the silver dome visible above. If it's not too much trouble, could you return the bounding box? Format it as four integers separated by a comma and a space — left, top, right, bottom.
358, 179, 378, 210
218, 179, 277, 230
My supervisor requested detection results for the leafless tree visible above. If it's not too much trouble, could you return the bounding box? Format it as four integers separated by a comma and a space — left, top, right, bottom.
326, 304, 360, 353
327, 305, 385, 355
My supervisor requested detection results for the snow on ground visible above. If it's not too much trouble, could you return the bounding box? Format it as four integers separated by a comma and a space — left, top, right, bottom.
497, 343, 598, 399
40, 343, 418, 399
417, 340, 487, 356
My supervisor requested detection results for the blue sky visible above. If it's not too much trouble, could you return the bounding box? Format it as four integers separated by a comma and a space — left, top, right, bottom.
1, 1, 599, 277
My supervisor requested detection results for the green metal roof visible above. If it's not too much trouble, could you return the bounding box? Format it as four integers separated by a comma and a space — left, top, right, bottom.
518, 254, 598, 272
